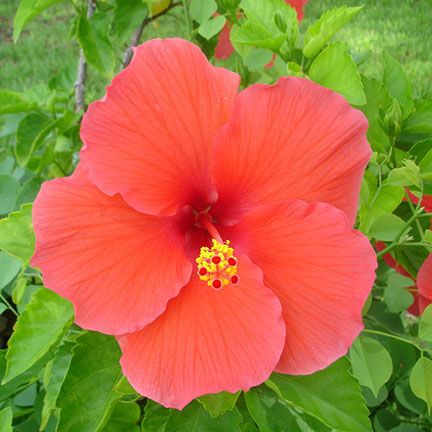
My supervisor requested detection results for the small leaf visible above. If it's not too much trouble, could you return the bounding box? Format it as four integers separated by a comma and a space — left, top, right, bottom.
190, 0, 217, 24
57, 332, 125, 432
403, 101, 432, 134
41, 342, 74, 430
15, 113, 53, 166
0, 90, 36, 114
0, 251, 21, 290
0, 204, 35, 262
0, 175, 20, 215
4, 288, 73, 383
309, 42, 366, 105
303, 6, 363, 59
198, 16, 227, 40
267, 357, 372, 432
77, 13, 115, 77
382, 52, 413, 117
13, 0, 65, 41
198, 391, 240, 418
165, 401, 242, 432
383, 284, 413, 313
350, 336, 393, 397
387, 166, 420, 187
141, 399, 172, 432
114, 0, 148, 41
0, 407, 12, 432
369, 214, 406, 241
410, 357, 432, 414
419, 304, 432, 342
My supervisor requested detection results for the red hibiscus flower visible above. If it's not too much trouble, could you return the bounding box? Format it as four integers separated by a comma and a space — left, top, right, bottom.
375, 243, 432, 315
215, 0, 309, 60
31, 38, 376, 409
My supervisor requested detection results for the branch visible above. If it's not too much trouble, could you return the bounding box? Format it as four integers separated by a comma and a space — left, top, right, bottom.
122, 2, 181, 68
75, 0, 97, 112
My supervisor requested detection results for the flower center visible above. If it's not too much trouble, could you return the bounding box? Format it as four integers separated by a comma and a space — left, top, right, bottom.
195, 239, 239, 289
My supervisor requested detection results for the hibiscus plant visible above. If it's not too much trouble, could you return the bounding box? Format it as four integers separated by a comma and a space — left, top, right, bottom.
0, 0, 431, 431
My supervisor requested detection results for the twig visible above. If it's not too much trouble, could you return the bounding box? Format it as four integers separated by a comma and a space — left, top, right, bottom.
122, 2, 181, 68
75, 0, 97, 112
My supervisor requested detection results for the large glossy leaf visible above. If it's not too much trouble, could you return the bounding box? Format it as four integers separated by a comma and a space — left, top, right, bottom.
57, 332, 124, 432
350, 336, 393, 397
309, 42, 365, 105
267, 357, 372, 432
410, 357, 432, 414
3, 288, 73, 383
165, 401, 242, 432
303, 5, 363, 59
13, 0, 65, 41
0, 204, 34, 263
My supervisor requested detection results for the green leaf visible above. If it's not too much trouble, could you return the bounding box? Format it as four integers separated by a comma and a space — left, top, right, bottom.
382, 52, 413, 117
0, 175, 20, 215
15, 113, 53, 166
0, 204, 34, 262
14, 178, 42, 209
190, 0, 217, 24
387, 165, 420, 187
383, 284, 413, 313
403, 101, 432, 134
77, 13, 115, 77
3, 288, 73, 383
419, 304, 432, 342
350, 337, 393, 397
0, 90, 36, 114
141, 400, 172, 432
244, 386, 301, 432
410, 357, 432, 414
165, 401, 242, 432
114, 0, 148, 41
267, 357, 372, 432
231, 0, 297, 54
0, 407, 12, 432
303, 6, 363, 59
369, 214, 406, 241
0, 251, 21, 290
13, 0, 65, 41
57, 332, 124, 432
103, 402, 141, 432
359, 185, 405, 232
198, 391, 240, 418
198, 16, 227, 40
41, 342, 74, 430
419, 149, 432, 176
309, 42, 365, 105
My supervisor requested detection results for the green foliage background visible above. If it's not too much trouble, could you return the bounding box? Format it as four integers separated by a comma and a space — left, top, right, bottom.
1, 0, 432, 431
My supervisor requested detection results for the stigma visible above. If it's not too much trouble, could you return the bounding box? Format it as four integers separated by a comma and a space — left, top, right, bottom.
195, 239, 239, 289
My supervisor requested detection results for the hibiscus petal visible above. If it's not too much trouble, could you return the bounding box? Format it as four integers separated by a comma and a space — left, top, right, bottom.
418, 254, 432, 314
211, 77, 370, 226
220, 200, 377, 375
118, 255, 285, 409
80, 38, 240, 216
31, 167, 192, 335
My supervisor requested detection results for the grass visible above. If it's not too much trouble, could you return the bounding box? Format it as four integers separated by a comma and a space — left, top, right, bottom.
0, 0, 431, 98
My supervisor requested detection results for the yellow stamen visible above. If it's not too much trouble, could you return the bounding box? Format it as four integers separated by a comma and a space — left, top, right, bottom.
195, 239, 239, 289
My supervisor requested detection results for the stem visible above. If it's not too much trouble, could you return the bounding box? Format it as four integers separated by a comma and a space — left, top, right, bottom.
75, 0, 97, 112
405, 190, 425, 238
122, 2, 181, 68
0, 292, 18, 317
363, 329, 424, 353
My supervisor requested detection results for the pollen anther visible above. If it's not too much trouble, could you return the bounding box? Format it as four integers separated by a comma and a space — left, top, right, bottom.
195, 239, 239, 289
